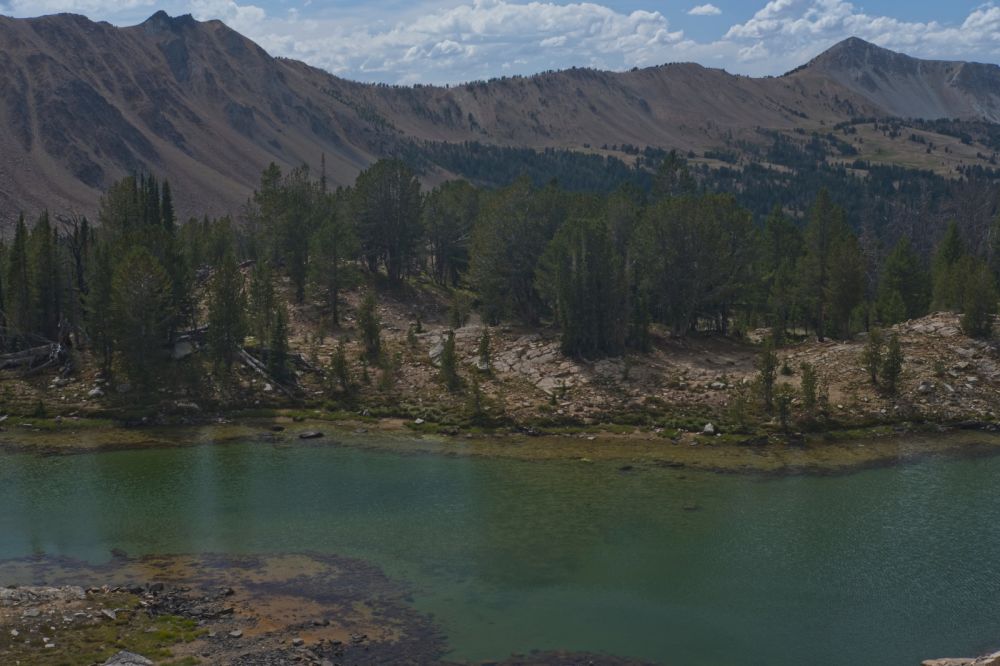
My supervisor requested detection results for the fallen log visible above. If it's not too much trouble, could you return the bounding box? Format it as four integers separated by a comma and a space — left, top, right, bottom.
244, 346, 320, 372
0, 344, 63, 372
238, 347, 296, 398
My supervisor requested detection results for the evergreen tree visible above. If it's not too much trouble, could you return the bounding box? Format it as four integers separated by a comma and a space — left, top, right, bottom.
800, 362, 818, 417
248, 260, 276, 343
28, 213, 60, 341
862, 328, 885, 386
757, 337, 778, 412
477, 327, 492, 373
931, 221, 967, 311
877, 236, 930, 324
352, 159, 422, 283
882, 334, 904, 396
110, 247, 174, 385
6, 215, 31, 347
207, 250, 248, 373
310, 192, 356, 327
329, 338, 353, 395
85, 243, 115, 372
268, 303, 290, 381
423, 180, 478, 286
537, 217, 625, 357
439, 330, 460, 392
761, 206, 804, 340
960, 259, 998, 339
470, 178, 564, 325
797, 189, 859, 340
636, 194, 755, 335
357, 291, 381, 362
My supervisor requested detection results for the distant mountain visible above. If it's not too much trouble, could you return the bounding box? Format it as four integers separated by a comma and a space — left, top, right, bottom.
0, 12, 999, 222
796, 36, 1000, 123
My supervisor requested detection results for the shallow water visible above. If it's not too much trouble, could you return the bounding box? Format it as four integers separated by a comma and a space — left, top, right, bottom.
1, 439, 999, 665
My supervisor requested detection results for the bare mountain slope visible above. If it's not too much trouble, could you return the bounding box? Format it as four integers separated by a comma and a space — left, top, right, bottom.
793, 36, 1000, 122
0, 11, 382, 221
1, 12, 999, 222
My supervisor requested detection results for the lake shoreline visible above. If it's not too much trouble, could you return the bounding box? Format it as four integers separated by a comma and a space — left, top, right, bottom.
2, 412, 1000, 475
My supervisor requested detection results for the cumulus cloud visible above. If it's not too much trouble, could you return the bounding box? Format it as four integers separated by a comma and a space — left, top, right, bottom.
688, 4, 721, 16
208, 0, 1000, 83
721, 0, 1000, 74
1, 0, 152, 15
189, 0, 686, 83
189, 0, 266, 33
10, 0, 1000, 85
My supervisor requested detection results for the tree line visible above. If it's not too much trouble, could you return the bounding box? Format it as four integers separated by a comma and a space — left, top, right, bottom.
0, 156, 997, 389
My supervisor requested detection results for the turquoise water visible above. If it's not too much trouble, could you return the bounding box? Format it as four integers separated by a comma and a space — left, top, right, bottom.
1, 440, 1000, 665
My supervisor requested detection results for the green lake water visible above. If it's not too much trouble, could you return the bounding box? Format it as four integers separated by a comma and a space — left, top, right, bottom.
1, 438, 999, 665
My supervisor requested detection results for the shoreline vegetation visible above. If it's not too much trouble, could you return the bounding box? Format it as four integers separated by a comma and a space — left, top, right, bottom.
2, 411, 1000, 475
3, 162, 1000, 482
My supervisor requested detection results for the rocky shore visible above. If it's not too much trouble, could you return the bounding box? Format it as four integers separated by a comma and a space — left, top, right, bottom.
925, 652, 1000, 666
0, 553, 653, 666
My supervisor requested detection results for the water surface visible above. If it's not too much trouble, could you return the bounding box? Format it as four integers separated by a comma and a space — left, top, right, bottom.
1, 439, 999, 665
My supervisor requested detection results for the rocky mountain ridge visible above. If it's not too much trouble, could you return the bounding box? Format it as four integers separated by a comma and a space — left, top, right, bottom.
1, 12, 999, 222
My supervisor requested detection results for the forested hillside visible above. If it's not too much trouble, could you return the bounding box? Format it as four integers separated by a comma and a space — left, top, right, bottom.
4, 10, 1000, 226
0, 156, 998, 438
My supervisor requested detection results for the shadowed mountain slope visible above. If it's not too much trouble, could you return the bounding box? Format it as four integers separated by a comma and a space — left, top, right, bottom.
0, 12, 998, 222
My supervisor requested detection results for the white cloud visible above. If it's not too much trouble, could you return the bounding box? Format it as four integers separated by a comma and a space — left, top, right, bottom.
13, 0, 1000, 85
688, 4, 721, 16
719, 0, 1000, 74
2, 0, 152, 15
189, 0, 265, 33
190, 0, 685, 83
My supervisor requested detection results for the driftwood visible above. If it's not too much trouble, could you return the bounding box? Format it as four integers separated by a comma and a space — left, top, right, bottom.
238, 347, 296, 398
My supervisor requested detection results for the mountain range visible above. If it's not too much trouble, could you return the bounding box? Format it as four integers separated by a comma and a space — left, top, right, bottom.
3, 10, 1000, 223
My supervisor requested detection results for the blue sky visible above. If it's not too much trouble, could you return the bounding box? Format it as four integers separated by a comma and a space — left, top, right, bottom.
2, 0, 999, 84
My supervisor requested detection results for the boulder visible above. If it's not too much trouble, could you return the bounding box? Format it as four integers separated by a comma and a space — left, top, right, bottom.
172, 340, 195, 361
703, 423, 716, 435
104, 652, 153, 666
298, 431, 324, 440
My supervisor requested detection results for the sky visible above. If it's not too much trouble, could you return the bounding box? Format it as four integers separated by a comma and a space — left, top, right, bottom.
2, 0, 1000, 84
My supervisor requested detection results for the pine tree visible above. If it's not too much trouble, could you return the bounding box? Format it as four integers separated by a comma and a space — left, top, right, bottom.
423, 180, 478, 286
800, 362, 818, 416
85, 243, 115, 373
757, 336, 778, 412
960, 260, 998, 339
477, 327, 492, 373
110, 247, 174, 385
268, 304, 290, 381
439, 330, 460, 391
877, 236, 930, 324
6, 215, 31, 347
881, 334, 904, 396
352, 159, 423, 283
28, 213, 60, 341
536, 216, 625, 357
931, 221, 967, 311
358, 291, 381, 362
207, 250, 248, 373
797, 190, 859, 340
310, 192, 355, 327
329, 338, 353, 395
248, 260, 276, 343
861, 328, 885, 386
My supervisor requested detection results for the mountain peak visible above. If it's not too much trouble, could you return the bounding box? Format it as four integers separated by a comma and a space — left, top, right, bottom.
808, 37, 906, 69
141, 10, 198, 33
